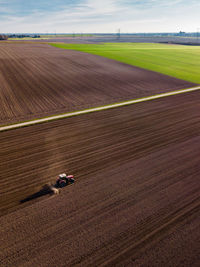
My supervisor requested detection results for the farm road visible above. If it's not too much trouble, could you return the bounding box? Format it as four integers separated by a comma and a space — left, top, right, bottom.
0, 91, 200, 266
0, 43, 195, 125
1, 85, 200, 132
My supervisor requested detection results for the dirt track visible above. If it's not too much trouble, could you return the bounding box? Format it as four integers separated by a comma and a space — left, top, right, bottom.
0, 43, 195, 125
0, 91, 199, 266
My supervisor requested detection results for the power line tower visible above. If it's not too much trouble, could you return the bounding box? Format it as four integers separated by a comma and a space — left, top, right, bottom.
117, 28, 120, 39
197, 28, 200, 44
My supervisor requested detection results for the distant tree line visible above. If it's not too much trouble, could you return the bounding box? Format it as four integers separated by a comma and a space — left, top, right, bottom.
0, 35, 8, 40
8, 34, 40, 38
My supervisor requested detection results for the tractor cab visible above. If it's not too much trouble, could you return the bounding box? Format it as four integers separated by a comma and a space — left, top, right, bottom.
56, 173, 75, 188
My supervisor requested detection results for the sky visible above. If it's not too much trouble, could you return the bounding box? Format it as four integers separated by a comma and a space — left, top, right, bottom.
0, 0, 200, 33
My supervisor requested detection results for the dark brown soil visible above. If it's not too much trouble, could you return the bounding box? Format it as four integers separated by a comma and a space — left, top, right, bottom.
0, 91, 199, 266
0, 43, 195, 125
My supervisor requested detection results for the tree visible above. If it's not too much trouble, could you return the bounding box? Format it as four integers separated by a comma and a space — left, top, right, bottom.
0, 35, 8, 40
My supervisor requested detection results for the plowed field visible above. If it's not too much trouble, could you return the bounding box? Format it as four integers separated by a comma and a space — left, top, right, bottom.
0, 91, 199, 266
0, 43, 195, 125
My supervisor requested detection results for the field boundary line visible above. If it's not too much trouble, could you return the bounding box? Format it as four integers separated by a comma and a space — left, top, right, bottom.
1, 86, 200, 132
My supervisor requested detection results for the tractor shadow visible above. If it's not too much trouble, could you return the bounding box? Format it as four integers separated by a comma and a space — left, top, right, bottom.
20, 184, 59, 204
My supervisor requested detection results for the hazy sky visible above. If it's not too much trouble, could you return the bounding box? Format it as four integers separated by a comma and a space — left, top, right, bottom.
0, 0, 200, 33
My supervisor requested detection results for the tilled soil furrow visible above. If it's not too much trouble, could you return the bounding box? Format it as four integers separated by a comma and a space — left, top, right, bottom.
0, 43, 196, 125
0, 89, 199, 266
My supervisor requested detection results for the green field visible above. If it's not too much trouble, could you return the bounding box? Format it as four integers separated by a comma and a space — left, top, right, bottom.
51, 43, 200, 84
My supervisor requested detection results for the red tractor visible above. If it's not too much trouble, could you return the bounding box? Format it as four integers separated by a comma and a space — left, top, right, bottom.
55, 173, 75, 188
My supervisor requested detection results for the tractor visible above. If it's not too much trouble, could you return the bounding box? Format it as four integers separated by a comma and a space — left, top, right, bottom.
55, 173, 75, 188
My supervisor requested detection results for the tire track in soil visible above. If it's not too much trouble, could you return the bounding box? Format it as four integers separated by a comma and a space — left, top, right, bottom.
0, 91, 200, 266
0, 43, 196, 125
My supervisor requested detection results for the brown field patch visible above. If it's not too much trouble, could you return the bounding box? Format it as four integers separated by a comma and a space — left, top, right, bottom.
0, 91, 200, 266
0, 43, 195, 125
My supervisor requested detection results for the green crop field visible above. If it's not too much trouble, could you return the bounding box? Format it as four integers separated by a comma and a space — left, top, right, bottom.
51, 43, 200, 84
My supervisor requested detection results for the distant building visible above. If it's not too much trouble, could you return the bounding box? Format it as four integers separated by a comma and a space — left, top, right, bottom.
32, 35, 40, 38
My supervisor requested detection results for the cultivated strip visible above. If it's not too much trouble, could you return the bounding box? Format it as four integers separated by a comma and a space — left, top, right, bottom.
0, 91, 200, 264
0, 86, 200, 132
0, 43, 196, 125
